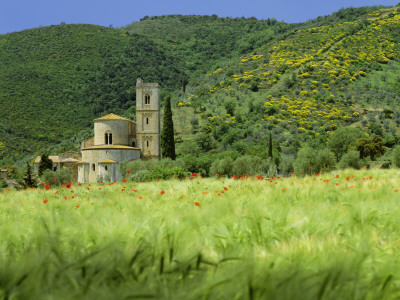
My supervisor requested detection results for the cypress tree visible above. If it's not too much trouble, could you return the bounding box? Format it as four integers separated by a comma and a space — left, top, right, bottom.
161, 96, 176, 160
268, 132, 273, 158
18, 161, 38, 188
38, 153, 53, 176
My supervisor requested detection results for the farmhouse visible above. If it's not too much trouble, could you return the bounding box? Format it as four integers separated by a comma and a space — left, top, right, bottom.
35, 79, 161, 183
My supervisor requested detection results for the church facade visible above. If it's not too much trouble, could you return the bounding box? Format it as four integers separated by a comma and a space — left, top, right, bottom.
77, 79, 161, 182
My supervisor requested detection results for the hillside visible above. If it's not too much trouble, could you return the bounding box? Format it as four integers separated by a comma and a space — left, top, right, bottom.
1, 5, 399, 167
175, 6, 400, 157
0, 24, 181, 164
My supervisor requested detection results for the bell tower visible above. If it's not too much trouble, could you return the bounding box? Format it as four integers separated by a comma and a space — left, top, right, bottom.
136, 78, 161, 159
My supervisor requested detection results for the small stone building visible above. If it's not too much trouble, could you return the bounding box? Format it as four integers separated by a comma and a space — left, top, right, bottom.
34, 151, 81, 177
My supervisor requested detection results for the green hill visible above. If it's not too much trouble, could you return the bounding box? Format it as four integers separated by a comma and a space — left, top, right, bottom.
0, 24, 181, 164
175, 6, 400, 157
1, 5, 400, 167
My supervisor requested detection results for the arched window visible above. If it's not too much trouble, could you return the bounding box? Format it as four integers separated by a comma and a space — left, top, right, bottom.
105, 132, 112, 145
146, 140, 149, 148
145, 94, 150, 105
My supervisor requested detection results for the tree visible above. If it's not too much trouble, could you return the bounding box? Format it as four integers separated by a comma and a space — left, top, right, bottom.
268, 132, 273, 159
327, 127, 362, 161
353, 135, 384, 161
392, 145, 400, 168
161, 96, 176, 160
38, 153, 53, 176
18, 161, 38, 188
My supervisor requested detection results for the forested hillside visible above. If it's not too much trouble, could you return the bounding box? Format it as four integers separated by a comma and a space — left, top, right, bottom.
0, 24, 181, 164
174, 6, 400, 160
1, 5, 400, 168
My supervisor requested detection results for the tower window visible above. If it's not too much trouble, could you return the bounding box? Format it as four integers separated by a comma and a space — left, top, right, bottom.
146, 140, 149, 148
145, 94, 150, 105
105, 132, 112, 145
146, 118, 149, 125
105, 166, 108, 171
92, 164, 96, 171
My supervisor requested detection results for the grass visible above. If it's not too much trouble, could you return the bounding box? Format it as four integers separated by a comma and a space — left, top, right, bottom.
1, 169, 400, 299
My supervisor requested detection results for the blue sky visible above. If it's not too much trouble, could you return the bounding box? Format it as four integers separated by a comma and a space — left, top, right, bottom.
1, 0, 399, 34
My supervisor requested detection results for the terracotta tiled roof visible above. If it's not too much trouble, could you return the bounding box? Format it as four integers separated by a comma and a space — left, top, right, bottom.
98, 159, 118, 164
34, 156, 60, 163
82, 145, 140, 150
94, 113, 132, 122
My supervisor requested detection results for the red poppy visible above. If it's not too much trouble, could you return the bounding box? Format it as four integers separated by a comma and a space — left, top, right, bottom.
309, 166, 312, 170
78, 182, 82, 186
224, 187, 228, 191
75, 205, 80, 208
194, 202, 201, 206
52, 178, 56, 182
127, 170, 131, 174
43, 199, 48, 204
192, 173, 198, 177
216, 174, 220, 177
123, 178, 127, 183
160, 190, 165, 195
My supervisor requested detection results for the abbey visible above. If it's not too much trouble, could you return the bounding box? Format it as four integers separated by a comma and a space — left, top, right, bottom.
76, 78, 161, 182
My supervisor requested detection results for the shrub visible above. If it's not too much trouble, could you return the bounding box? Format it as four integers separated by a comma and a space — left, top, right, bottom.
338, 150, 363, 170
122, 159, 190, 182
142, 165, 189, 181
315, 149, 336, 173
129, 170, 149, 182
293, 147, 317, 176
279, 155, 295, 174
120, 160, 157, 181
178, 154, 214, 176
41, 168, 74, 186
0, 180, 8, 189
258, 158, 277, 176
327, 127, 362, 161
209, 157, 234, 177
232, 156, 261, 176
392, 145, 400, 168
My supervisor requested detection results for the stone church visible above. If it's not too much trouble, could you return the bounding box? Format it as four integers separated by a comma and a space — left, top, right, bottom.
78, 78, 161, 182
35, 79, 161, 183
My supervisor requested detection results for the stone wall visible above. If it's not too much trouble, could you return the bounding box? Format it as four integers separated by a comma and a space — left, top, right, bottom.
79, 148, 140, 182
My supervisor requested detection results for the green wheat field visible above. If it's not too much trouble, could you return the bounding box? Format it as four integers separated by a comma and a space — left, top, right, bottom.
2, 169, 400, 299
